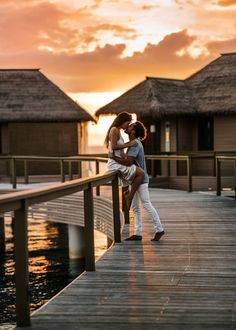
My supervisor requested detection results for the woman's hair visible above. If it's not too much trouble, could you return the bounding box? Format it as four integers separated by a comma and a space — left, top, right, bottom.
104, 111, 132, 147
132, 121, 147, 141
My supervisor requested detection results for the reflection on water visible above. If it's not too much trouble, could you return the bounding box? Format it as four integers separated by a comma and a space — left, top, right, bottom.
0, 214, 107, 328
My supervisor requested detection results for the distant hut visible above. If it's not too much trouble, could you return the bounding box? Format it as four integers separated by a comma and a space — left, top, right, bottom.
96, 53, 236, 190
0, 69, 94, 176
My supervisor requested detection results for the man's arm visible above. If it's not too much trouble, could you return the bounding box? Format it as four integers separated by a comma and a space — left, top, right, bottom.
113, 155, 135, 166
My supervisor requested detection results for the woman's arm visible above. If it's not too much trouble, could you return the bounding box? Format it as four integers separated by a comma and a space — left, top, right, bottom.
110, 127, 136, 150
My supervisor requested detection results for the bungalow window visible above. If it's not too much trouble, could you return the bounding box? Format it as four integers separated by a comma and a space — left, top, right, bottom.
165, 121, 170, 152
198, 117, 213, 150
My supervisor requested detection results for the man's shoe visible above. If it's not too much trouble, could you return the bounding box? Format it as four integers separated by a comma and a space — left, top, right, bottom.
151, 231, 165, 242
125, 235, 142, 241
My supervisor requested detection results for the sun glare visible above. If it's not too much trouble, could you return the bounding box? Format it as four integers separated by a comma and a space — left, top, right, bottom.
68, 92, 123, 115
87, 113, 137, 148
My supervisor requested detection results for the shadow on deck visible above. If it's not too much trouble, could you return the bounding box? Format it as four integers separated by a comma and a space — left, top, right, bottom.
19, 188, 236, 330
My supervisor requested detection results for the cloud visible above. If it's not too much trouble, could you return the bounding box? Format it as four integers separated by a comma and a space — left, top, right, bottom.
0, 29, 214, 92
0, 1, 233, 96
141, 5, 159, 10
85, 23, 137, 39
0, 2, 79, 52
216, 0, 236, 6
205, 36, 236, 54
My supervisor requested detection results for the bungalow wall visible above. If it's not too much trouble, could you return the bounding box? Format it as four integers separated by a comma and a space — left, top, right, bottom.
0, 124, 10, 175
177, 117, 195, 176
10, 123, 78, 156
214, 115, 236, 152
214, 115, 236, 176
177, 117, 196, 152
177, 116, 214, 176
0, 122, 80, 176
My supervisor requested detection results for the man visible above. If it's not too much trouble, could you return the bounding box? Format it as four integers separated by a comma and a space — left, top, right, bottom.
112, 121, 165, 242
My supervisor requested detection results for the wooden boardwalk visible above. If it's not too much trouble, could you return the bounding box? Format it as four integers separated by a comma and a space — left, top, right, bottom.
21, 188, 236, 330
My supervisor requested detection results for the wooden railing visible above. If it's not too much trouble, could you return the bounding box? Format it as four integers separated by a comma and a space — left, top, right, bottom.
0, 155, 108, 190
0, 171, 121, 327
0, 154, 214, 193
146, 154, 192, 191
146, 154, 216, 192
216, 156, 236, 197
1, 153, 236, 195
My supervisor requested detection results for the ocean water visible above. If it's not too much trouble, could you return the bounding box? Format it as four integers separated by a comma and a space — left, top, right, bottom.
0, 214, 107, 329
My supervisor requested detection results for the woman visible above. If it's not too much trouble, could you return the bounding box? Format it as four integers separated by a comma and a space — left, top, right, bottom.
105, 112, 144, 210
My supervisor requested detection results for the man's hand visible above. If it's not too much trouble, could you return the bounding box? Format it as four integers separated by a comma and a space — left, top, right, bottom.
126, 140, 137, 148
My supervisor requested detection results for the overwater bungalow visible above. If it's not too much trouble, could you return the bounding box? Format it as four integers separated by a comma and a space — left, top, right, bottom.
96, 52, 236, 191
0, 69, 93, 176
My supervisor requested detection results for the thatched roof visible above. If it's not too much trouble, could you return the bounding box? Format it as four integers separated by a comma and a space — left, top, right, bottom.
96, 77, 197, 118
186, 52, 236, 115
95, 52, 236, 118
0, 69, 94, 123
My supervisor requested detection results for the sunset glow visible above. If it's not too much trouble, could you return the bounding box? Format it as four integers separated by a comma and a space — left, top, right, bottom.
0, 0, 235, 121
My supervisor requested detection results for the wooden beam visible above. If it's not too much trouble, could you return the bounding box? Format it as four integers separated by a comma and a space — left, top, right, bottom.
14, 200, 30, 327
112, 174, 121, 243
84, 183, 95, 271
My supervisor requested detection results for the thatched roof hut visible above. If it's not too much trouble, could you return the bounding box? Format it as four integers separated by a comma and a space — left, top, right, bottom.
96, 77, 197, 118
0, 69, 94, 122
187, 52, 236, 115
95, 52, 236, 118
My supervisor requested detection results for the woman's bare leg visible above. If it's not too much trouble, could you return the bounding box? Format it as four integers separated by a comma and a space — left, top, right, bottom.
124, 167, 144, 210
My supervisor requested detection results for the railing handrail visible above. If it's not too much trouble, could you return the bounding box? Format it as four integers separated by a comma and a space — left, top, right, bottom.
0, 171, 117, 212
215, 156, 236, 197
0, 155, 108, 162
146, 154, 189, 160
1, 153, 236, 196
216, 155, 236, 161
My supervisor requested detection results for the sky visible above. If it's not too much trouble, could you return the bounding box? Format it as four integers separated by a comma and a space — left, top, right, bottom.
0, 0, 236, 114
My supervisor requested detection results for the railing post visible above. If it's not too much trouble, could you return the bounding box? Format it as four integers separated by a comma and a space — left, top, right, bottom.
213, 152, 216, 177
68, 161, 73, 181
0, 214, 5, 253
95, 160, 100, 196
216, 158, 221, 196
78, 161, 82, 178
187, 156, 192, 192
11, 158, 17, 189
14, 200, 31, 327
151, 159, 155, 178
167, 159, 170, 177
60, 160, 65, 182
112, 174, 121, 243
84, 183, 95, 271
24, 160, 29, 184
234, 160, 236, 199
122, 186, 130, 224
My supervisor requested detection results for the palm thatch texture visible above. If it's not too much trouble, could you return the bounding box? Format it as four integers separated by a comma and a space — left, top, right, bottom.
0, 69, 94, 122
95, 53, 236, 118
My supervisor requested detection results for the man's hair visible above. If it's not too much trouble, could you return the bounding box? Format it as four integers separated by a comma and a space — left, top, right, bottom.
132, 121, 147, 141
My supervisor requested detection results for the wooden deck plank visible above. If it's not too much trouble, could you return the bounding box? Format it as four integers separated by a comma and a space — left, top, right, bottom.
18, 188, 236, 329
